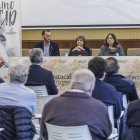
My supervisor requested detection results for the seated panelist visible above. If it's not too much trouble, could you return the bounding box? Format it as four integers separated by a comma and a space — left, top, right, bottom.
35, 30, 60, 56
98, 33, 125, 56
69, 35, 92, 56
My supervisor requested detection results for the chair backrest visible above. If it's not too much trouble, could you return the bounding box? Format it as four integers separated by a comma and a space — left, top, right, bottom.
108, 106, 119, 138
108, 106, 115, 130
45, 123, 92, 140
60, 49, 69, 56
27, 85, 48, 96
92, 49, 100, 56
122, 95, 128, 109
36, 95, 58, 115
0, 128, 4, 131
127, 48, 140, 56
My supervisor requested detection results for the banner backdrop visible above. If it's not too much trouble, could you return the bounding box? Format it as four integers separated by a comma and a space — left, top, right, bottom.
0, 0, 21, 80
8, 56, 140, 97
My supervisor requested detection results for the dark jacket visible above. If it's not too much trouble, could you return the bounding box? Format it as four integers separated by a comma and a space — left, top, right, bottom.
104, 74, 138, 101
0, 105, 36, 140
41, 91, 112, 140
92, 79, 122, 119
98, 44, 125, 56
35, 41, 60, 56
122, 99, 140, 140
26, 64, 58, 95
69, 46, 92, 56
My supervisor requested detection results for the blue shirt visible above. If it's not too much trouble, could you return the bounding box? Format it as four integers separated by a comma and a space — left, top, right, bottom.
0, 83, 36, 114
44, 42, 50, 56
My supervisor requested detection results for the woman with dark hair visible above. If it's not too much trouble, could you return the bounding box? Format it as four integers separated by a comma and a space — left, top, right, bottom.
99, 33, 125, 56
69, 35, 92, 56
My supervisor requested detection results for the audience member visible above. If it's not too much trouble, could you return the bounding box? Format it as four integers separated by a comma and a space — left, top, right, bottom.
88, 57, 122, 119
26, 48, 58, 95
122, 99, 140, 140
104, 57, 138, 101
69, 35, 92, 56
0, 63, 36, 139
0, 63, 36, 114
41, 69, 111, 140
0, 106, 36, 139
98, 33, 125, 56
35, 30, 60, 56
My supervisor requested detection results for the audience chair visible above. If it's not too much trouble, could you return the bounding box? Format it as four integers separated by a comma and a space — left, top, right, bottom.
108, 106, 115, 130
36, 95, 58, 117
0, 128, 4, 131
60, 49, 69, 56
46, 123, 92, 140
92, 48, 100, 56
46, 123, 118, 140
108, 105, 125, 139
27, 85, 48, 96
33, 95, 58, 135
127, 48, 140, 56
122, 95, 128, 109
108, 106, 119, 140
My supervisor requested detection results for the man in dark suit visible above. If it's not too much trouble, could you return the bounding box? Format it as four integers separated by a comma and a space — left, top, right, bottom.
26, 48, 58, 95
104, 57, 138, 101
35, 30, 60, 56
88, 57, 122, 119
41, 69, 111, 140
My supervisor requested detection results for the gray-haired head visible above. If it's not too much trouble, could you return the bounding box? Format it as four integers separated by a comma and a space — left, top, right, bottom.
9, 64, 29, 84
70, 69, 95, 95
105, 57, 120, 74
29, 48, 43, 64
